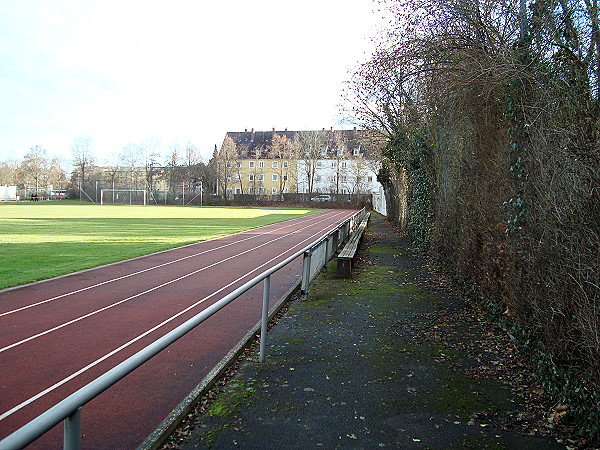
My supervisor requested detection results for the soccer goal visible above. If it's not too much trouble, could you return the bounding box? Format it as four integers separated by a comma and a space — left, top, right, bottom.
100, 189, 147, 205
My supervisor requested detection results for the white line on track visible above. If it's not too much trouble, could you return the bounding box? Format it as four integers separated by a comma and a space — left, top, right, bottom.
0, 210, 342, 317
0, 210, 355, 421
0, 210, 351, 354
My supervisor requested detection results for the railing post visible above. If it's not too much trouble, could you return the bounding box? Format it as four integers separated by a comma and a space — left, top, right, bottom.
64, 407, 81, 450
301, 250, 311, 295
259, 275, 271, 363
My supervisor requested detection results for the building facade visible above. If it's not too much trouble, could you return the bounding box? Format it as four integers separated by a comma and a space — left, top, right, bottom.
218, 128, 382, 199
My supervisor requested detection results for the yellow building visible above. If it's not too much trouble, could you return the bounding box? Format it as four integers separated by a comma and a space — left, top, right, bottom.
227, 158, 296, 197
219, 129, 298, 198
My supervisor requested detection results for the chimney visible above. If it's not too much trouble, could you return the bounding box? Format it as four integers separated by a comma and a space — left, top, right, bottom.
251, 128, 254, 133
330, 127, 333, 132
245, 128, 248, 132
272, 127, 275, 132
322, 128, 325, 131
285, 128, 287, 131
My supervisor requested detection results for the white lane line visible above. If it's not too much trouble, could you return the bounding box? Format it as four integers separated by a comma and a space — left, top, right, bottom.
0, 210, 355, 421
0, 210, 351, 354
0, 210, 341, 317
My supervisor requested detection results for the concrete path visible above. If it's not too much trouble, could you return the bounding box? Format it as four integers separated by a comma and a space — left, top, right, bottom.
166, 213, 565, 449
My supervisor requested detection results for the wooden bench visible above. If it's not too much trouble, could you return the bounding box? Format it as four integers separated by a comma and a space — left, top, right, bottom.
336, 213, 370, 277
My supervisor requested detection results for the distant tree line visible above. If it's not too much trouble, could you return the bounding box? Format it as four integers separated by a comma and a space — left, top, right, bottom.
0, 145, 69, 197
1, 137, 217, 203
345, 0, 599, 440
69, 137, 217, 203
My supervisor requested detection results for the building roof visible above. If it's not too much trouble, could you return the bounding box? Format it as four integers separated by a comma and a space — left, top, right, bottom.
222, 128, 380, 159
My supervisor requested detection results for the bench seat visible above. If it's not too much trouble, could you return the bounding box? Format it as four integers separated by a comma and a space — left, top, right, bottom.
336, 213, 370, 277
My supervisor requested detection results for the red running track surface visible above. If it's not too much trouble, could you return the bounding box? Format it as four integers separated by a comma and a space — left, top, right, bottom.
0, 209, 358, 449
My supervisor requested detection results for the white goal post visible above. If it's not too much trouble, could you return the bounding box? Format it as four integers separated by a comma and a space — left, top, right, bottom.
100, 189, 147, 205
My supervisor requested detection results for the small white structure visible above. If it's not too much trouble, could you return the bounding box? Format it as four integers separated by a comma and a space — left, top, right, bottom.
0, 185, 17, 201
372, 185, 387, 216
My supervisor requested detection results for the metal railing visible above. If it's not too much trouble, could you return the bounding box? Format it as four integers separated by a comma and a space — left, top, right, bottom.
0, 208, 367, 450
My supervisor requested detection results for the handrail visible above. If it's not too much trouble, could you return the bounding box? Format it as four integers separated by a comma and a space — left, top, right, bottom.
0, 208, 366, 450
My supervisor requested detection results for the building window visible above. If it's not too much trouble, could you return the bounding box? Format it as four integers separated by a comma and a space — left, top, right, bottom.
236, 161, 241, 168
342, 161, 347, 168
353, 148, 360, 156
283, 188, 288, 193
258, 174, 264, 181
235, 187, 241, 194
272, 161, 278, 169
226, 175, 231, 181
272, 187, 277, 195
249, 174, 254, 182
248, 187, 254, 194
272, 174, 278, 181
368, 176, 373, 182
235, 174, 240, 181
283, 174, 288, 182
258, 161, 264, 168
283, 161, 288, 168
226, 162, 232, 168
249, 161, 255, 168
258, 187, 264, 195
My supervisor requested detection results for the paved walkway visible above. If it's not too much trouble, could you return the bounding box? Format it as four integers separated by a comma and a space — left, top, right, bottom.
166, 213, 565, 449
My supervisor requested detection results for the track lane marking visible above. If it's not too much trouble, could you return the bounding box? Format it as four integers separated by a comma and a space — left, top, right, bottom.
0, 210, 342, 317
0, 210, 356, 421
0, 211, 351, 354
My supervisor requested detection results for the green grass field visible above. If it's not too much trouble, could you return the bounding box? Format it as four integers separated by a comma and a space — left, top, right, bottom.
0, 201, 322, 290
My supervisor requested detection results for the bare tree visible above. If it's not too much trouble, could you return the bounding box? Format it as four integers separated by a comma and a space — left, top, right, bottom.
271, 133, 298, 198
103, 153, 122, 202
165, 143, 183, 195
47, 156, 68, 192
21, 145, 48, 197
296, 130, 328, 198
71, 136, 94, 195
331, 131, 351, 195
140, 138, 162, 199
0, 160, 20, 186
121, 143, 141, 191
217, 136, 238, 199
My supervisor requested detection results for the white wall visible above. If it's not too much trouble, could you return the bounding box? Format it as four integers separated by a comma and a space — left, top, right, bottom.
372, 185, 387, 216
0, 185, 17, 201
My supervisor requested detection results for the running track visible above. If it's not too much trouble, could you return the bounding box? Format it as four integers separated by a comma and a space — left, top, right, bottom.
0, 209, 358, 448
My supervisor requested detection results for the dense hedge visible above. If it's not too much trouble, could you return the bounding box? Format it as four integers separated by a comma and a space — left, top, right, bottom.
347, 0, 599, 441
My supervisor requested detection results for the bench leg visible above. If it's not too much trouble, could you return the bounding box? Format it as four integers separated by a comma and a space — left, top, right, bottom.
337, 258, 352, 278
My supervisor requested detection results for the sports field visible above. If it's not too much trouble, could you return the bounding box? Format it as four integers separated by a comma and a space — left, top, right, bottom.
0, 201, 321, 290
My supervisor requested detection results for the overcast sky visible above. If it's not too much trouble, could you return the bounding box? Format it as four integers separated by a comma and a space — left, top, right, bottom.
0, 0, 384, 165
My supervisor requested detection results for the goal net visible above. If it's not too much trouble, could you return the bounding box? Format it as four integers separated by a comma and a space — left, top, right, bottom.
100, 189, 147, 205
